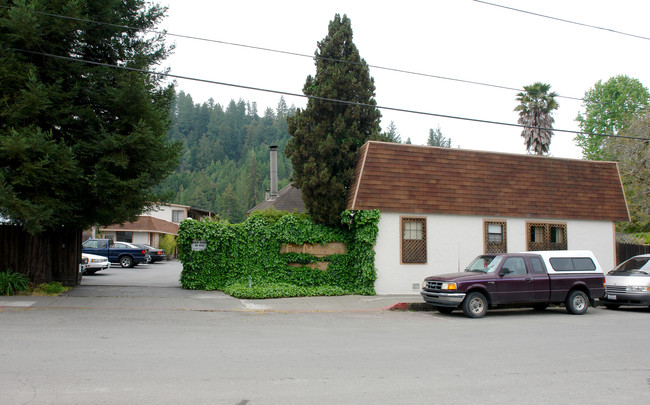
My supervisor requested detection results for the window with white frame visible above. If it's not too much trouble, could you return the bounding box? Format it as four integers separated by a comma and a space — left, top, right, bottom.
172, 210, 185, 223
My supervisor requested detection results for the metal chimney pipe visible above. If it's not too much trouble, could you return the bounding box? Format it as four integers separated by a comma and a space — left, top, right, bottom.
269, 145, 278, 200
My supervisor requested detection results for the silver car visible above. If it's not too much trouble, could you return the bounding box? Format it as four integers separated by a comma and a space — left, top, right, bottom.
601, 254, 650, 310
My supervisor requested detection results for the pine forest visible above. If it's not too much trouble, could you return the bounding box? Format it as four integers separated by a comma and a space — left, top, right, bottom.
158, 91, 297, 223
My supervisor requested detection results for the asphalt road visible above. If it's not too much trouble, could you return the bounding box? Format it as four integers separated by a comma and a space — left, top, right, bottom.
1, 261, 650, 404
80, 258, 183, 288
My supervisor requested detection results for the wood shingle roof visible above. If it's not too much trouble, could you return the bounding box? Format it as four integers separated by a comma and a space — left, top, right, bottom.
346, 141, 629, 221
246, 183, 307, 215
100, 215, 179, 235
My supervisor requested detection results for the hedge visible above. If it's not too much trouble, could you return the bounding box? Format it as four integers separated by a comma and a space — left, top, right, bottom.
177, 210, 380, 298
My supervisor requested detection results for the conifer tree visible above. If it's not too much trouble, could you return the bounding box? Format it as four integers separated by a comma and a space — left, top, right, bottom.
286, 14, 381, 227
0, 0, 180, 282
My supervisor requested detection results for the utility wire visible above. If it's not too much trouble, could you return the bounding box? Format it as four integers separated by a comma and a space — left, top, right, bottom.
474, 0, 650, 41
11, 48, 649, 142
0, 4, 588, 104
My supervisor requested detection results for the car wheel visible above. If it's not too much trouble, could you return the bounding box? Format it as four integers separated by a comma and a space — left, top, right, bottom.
120, 256, 134, 268
436, 306, 454, 314
532, 303, 548, 311
604, 304, 620, 310
565, 290, 589, 315
462, 292, 487, 318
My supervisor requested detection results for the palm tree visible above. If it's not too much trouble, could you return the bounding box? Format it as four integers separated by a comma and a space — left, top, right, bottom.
514, 82, 559, 155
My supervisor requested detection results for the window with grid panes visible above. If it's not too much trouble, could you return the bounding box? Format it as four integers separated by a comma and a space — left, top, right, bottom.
401, 217, 427, 263
484, 221, 507, 253
527, 222, 567, 251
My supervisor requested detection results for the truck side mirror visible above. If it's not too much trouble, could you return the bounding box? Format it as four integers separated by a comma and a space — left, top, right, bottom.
499, 268, 512, 276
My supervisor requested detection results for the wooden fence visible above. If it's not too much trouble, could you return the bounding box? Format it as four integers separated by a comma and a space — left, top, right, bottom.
0, 225, 82, 286
616, 242, 650, 265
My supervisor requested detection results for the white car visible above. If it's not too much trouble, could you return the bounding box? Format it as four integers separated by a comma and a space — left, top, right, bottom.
82, 253, 111, 274
601, 254, 650, 309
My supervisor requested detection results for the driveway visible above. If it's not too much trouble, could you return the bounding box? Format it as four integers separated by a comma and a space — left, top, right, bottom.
80, 259, 182, 287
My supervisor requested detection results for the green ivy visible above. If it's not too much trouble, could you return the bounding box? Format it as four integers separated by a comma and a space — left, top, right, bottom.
178, 209, 380, 298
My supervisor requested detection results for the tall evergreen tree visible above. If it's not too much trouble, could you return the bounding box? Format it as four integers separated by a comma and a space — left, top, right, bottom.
514, 82, 559, 155
372, 120, 401, 143
286, 14, 381, 227
427, 126, 451, 147
0, 1, 180, 281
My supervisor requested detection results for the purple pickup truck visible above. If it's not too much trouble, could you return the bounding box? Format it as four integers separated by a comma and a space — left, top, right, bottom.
421, 250, 606, 318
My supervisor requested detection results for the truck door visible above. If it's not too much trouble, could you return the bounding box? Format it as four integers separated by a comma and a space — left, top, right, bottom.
494, 256, 534, 304
527, 256, 551, 302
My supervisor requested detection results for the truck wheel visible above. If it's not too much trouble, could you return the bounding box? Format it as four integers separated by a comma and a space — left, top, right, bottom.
120, 256, 134, 268
462, 292, 487, 318
565, 290, 589, 315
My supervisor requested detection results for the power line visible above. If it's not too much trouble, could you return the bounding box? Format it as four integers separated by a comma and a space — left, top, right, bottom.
11, 48, 649, 142
0, 4, 588, 104
474, 0, 650, 41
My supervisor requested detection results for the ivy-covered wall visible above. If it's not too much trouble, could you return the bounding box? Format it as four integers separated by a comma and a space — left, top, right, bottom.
177, 210, 380, 298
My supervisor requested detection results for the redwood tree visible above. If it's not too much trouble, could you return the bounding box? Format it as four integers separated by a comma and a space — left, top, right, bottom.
0, 0, 180, 283
286, 14, 381, 227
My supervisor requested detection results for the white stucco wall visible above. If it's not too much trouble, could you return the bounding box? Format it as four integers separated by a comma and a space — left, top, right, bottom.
143, 204, 189, 222
374, 212, 616, 295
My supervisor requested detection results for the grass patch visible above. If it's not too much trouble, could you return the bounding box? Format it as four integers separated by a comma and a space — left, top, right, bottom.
29, 281, 70, 296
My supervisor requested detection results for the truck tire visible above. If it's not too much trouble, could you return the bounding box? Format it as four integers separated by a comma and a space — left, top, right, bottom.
120, 256, 134, 268
462, 292, 487, 318
565, 290, 589, 315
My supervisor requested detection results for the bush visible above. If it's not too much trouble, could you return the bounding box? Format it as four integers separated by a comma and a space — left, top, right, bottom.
224, 283, 348, 299
32, 281, 68, 296
178, 210, 380, 298
159, 234, 177, 259
0, 270, 30, 296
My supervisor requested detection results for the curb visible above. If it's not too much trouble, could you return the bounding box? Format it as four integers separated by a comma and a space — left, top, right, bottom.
386, 302, 434, 312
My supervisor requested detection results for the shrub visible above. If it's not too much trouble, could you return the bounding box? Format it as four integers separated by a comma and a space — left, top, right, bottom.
159, 234, 177, 259
178, 210, 380, 298
32, 281, 68, 296
0, 270, 30, 296
224, 283, 348, 299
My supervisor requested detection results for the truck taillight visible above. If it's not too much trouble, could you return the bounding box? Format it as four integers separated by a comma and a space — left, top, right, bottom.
603, 276, 606, 288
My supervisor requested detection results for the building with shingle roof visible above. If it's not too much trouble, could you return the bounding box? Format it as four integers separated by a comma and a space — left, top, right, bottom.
347, 141, 629, 294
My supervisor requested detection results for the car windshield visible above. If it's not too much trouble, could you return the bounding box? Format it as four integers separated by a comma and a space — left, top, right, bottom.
609, 257, 650, 275
466, 255, 502, 273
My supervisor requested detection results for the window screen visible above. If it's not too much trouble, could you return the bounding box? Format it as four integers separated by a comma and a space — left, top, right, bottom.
402, 217, 426, 264
485, 221, 507, 254
527, 223, 567, 251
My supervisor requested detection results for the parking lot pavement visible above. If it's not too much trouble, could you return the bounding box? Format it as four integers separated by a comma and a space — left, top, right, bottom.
79, 259, 182, 287
50, 259, 425, 312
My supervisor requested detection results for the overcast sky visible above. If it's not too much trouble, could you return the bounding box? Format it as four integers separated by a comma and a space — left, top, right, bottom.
159, 0, 650, 159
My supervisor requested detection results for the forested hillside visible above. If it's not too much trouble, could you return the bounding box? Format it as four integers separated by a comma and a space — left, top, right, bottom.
157, 92, 296, 222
